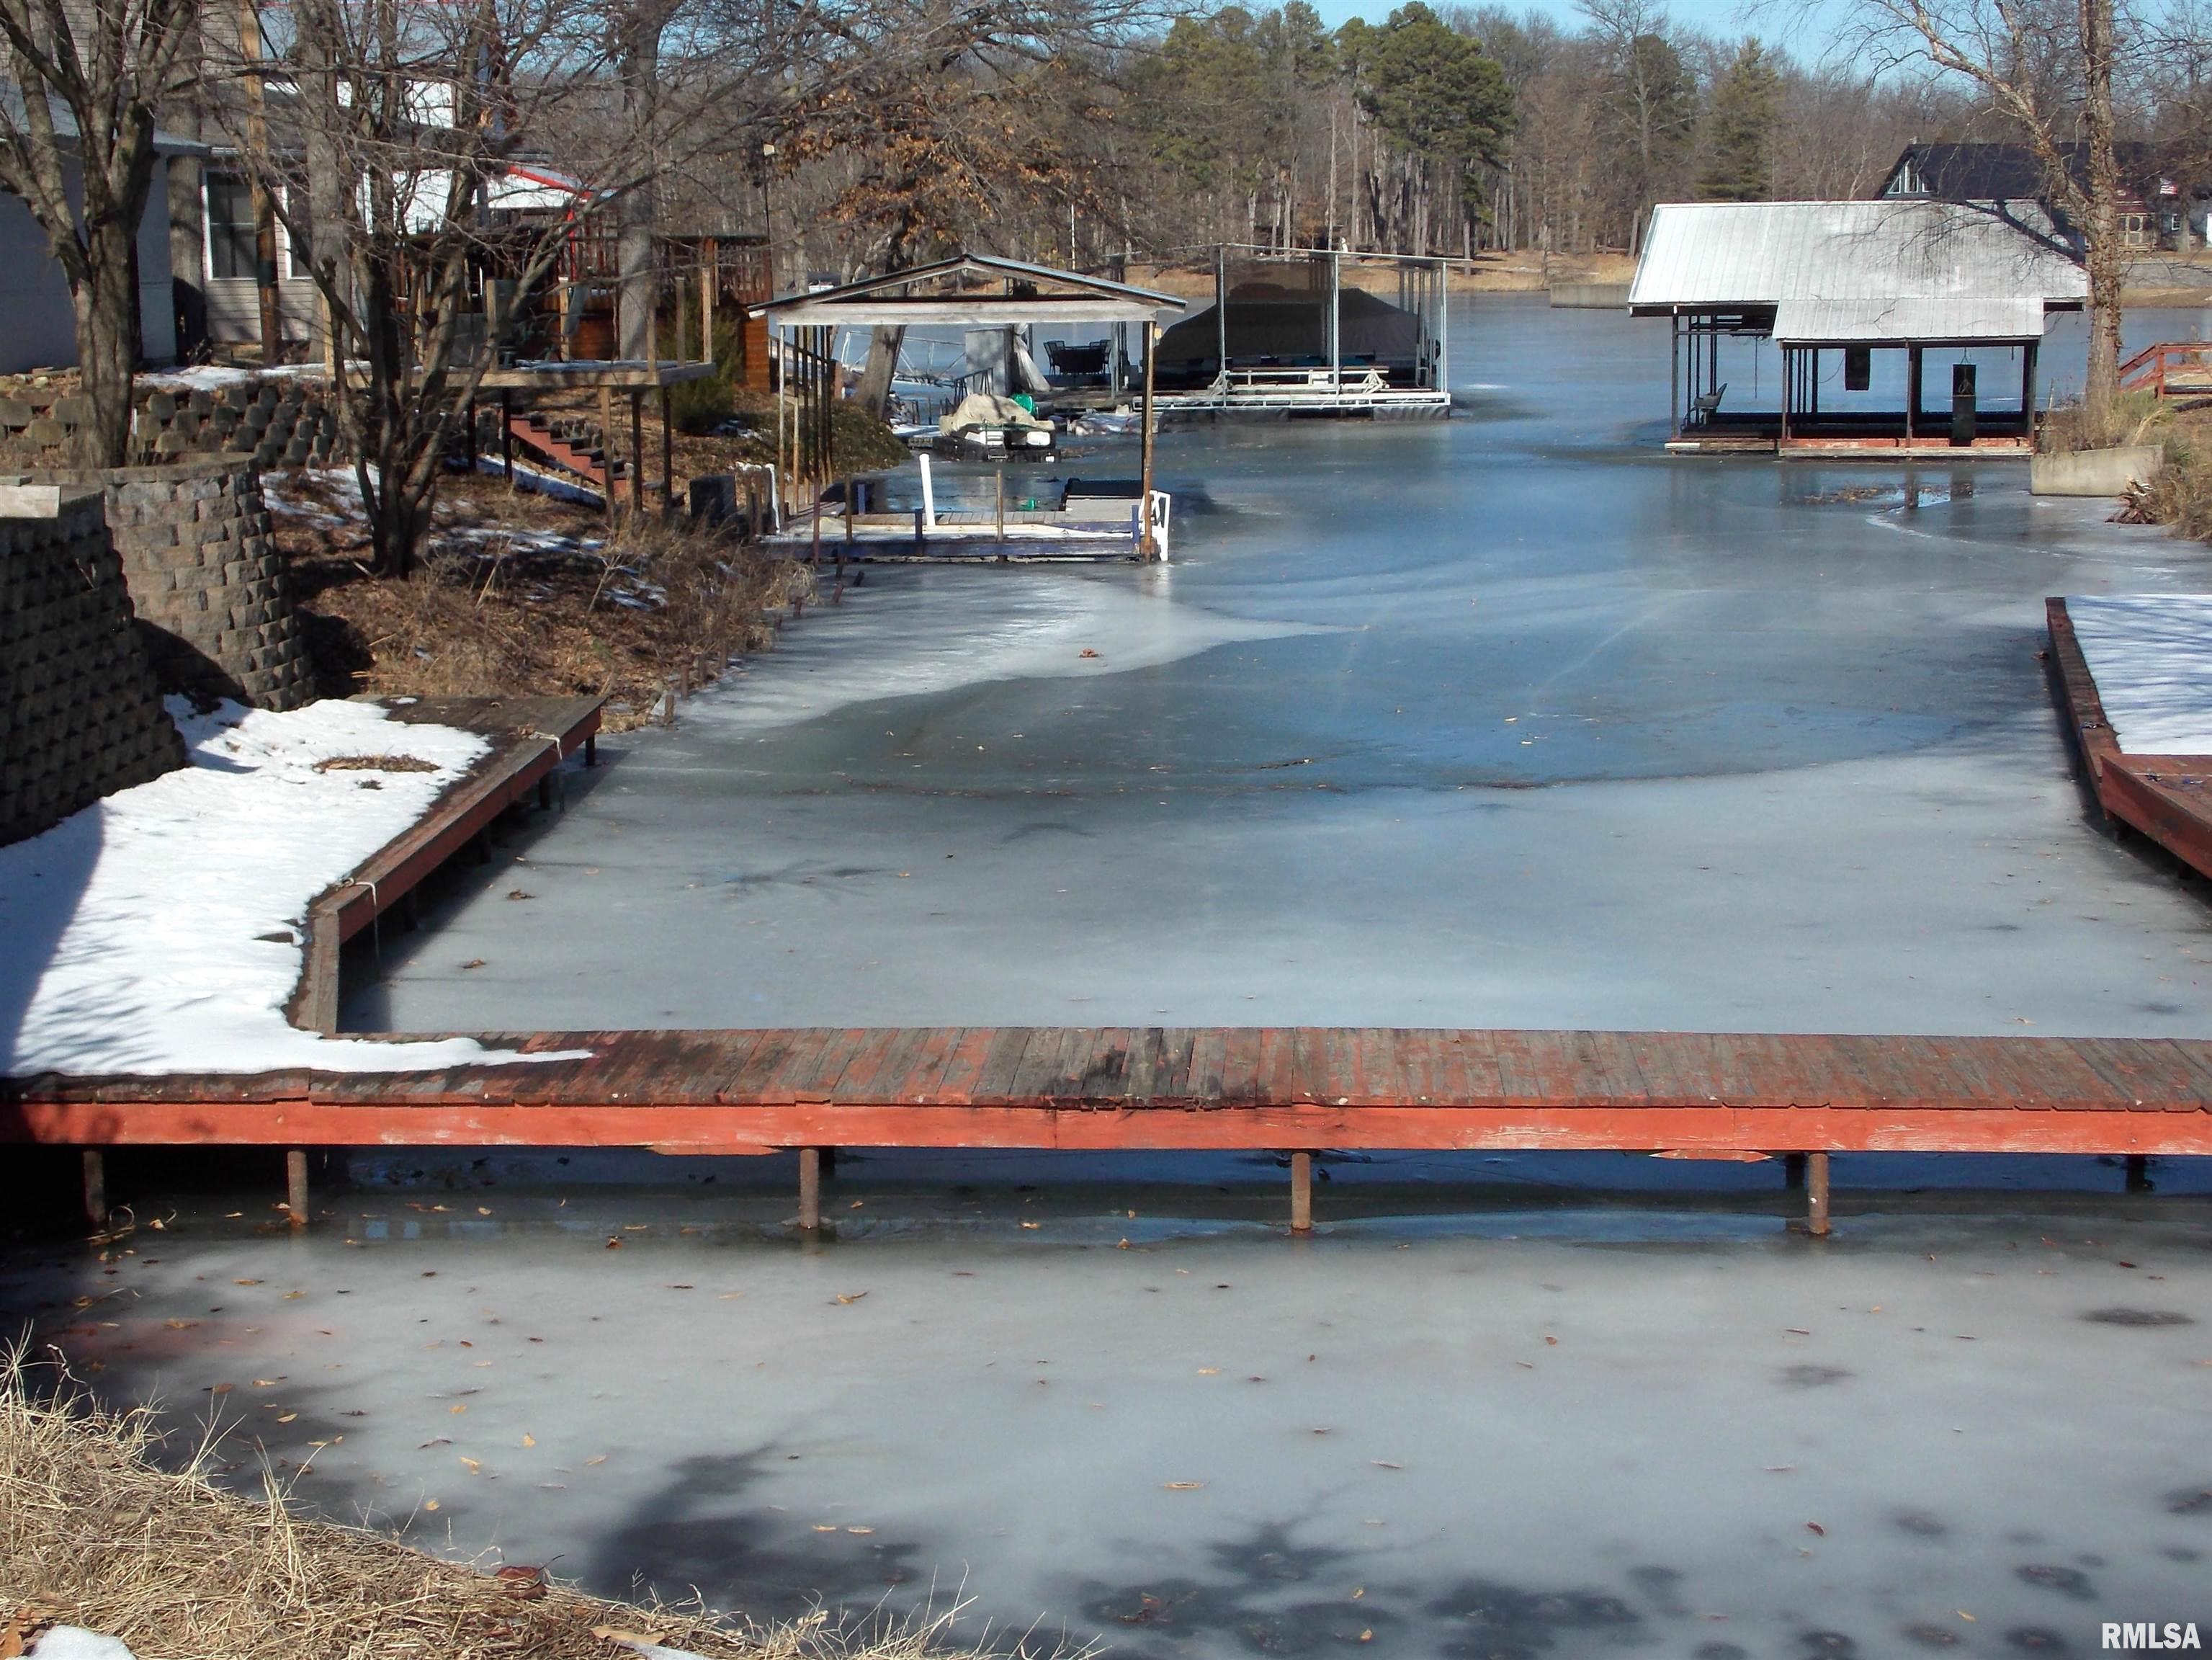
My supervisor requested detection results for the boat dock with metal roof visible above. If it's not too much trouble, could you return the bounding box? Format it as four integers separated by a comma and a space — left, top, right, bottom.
1629, 200, 2087, 456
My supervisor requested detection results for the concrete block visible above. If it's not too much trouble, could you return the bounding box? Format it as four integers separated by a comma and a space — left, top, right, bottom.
2030, 445, 2167, 496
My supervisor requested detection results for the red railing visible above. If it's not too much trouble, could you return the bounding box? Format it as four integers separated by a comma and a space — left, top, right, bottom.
2119, 340, 2212, 395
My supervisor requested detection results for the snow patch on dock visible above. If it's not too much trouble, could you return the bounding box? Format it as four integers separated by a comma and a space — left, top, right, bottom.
2067, 594, 2212, 752
0, 699, 565, 1076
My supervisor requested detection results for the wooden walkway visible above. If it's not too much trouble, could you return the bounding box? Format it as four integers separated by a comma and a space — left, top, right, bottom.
295, 695, 601, 1032
9, 1027, 2212, 1157
14, 664, 2212, 1236
2047, 597, 2212, 883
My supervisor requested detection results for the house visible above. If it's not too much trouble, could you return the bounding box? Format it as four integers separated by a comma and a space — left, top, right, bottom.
0, 86, 208, 375
1879, 140, 2208, 252
1629, 198, 2087, 456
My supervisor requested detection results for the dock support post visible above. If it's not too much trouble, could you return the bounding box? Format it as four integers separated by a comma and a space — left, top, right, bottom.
2126, 1153, 2151, 1192
631, 391, 646, 520
798, 1147, 822, 1232
660, 385, 673, 518
598, 383, 617, 519
81, 1150, 105, 1230
286, 1149, 309, 1228
1289, 1151, 1312, 1234
1806, 1152, 1830, 1237
1138, 318, 1158, 561
1783, 1151, 1806, 1190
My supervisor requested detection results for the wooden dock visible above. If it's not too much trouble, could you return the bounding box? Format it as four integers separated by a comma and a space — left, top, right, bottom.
2046, 597, 2212, 882
295, 695, 602, 1033
11, 1027, 2212, 1159
12, 669, 2212, 1238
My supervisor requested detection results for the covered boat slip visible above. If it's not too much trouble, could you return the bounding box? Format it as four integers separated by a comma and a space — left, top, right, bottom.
751, 254, 1183, 561
1149, 246, 1452, 420
1631, 201, 2087, 457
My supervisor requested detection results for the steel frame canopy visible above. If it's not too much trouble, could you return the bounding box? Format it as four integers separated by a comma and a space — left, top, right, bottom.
746, 252, 1186, 327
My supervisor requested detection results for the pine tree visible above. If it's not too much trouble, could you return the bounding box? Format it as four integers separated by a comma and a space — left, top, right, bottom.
1696, 38, 1781, 202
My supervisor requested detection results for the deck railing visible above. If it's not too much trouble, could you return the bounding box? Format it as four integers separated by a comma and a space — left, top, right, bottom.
2119, 340, 2212, 396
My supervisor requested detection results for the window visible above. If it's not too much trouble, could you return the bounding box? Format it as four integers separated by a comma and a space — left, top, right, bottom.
2123, 212, 2153, 249
205, 171, 257, 280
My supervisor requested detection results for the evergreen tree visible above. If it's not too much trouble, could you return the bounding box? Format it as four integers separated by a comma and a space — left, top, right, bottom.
1697, 38, 1781, 201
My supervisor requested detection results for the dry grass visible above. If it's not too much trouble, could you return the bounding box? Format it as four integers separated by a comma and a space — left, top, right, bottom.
278, 476, 815, 733
2038, 389, 2172, 455
0, 1350, 1067, 1660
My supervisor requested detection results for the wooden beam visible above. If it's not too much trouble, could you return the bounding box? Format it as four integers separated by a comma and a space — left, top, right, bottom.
286, 1148, 309, 1228
798, 1146, 822, 1231
9, 1099, 2211, 1159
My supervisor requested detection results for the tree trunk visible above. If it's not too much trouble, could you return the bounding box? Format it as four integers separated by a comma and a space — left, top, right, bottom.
854, 324, 905, 419
616, 7, 663, 361
2080, 0, 2123, 430
73, 216, 142, 467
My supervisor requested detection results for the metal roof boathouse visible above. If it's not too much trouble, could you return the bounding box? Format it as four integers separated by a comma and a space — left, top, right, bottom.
1629, 201, 2087, 456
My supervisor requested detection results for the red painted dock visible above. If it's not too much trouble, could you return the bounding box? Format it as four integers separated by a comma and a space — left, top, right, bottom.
7, 1027, 2212, 1157
2047, 597, 2212, 883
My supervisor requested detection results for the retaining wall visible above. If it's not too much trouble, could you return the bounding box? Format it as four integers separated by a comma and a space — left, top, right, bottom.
40, 457, 315, 710
0, 484, 187, 845
2030, 444, 2167, 497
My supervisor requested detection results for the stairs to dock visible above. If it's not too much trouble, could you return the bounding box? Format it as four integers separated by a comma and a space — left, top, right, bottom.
505, 412, 630, 501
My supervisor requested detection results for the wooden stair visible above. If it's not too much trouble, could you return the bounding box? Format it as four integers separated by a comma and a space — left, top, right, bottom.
506, 412, 630, 501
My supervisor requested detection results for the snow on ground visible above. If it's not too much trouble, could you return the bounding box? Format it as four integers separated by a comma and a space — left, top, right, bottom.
0, 699, 582, 1076
2068, 594, 2212, 751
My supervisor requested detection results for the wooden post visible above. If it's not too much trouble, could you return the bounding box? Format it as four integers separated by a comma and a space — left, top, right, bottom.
286, 1148, 309, 1228
995, 468, 1005, 543
1907, 344, 1921, 444
1289, 1151, 1312, 1233
1670, 312, 1679, 435
1138, 318, 1158, 561
797, 1147, 822, 1231
702, 242, 715, 362
1806, 1151, 1830, 1237
1779, 346, 1791, 446
659, 385, 673, 517
597, 383, 616, 519
81, 1150, 105, 1229
2126, 1153, 2151, 1192
501, 391, 514, 488
1783, 1151, 1806, 1190
630, 391, 645, 519
2022, 339, 2038, 442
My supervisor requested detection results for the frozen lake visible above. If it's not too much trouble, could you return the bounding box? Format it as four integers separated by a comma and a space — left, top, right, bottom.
350, 298, 2212, 1038
11, 298, 2212, 1655
12, 1177, 2211, 1656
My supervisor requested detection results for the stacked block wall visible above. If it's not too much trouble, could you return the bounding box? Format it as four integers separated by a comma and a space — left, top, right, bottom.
0, 493, 187, 845
50, 458, 315, 711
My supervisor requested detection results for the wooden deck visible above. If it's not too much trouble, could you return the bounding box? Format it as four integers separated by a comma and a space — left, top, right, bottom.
2046, 597, 2212, 883
13, 660, 2212, 1241
294, 695, 602, 1034
7, 1027, 2212, 1158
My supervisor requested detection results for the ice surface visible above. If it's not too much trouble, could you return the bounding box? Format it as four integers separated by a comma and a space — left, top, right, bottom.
354, 300, 2212, 1038
9, 1183, 2208, 1655
2066, 594, 2212, 752
0, 699, 573, 1075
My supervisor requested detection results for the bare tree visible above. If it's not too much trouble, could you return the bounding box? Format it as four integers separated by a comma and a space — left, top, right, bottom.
1852, 0, 2128, 421
0, 0, 202, 464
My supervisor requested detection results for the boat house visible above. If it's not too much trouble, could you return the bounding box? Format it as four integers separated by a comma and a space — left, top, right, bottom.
1150, 246, 1450, 421
1629, 200, 2087, 456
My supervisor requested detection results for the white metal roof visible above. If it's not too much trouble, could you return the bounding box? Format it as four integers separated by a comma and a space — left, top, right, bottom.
1629, 201, 2086, 343
751, 254, 1185, 327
